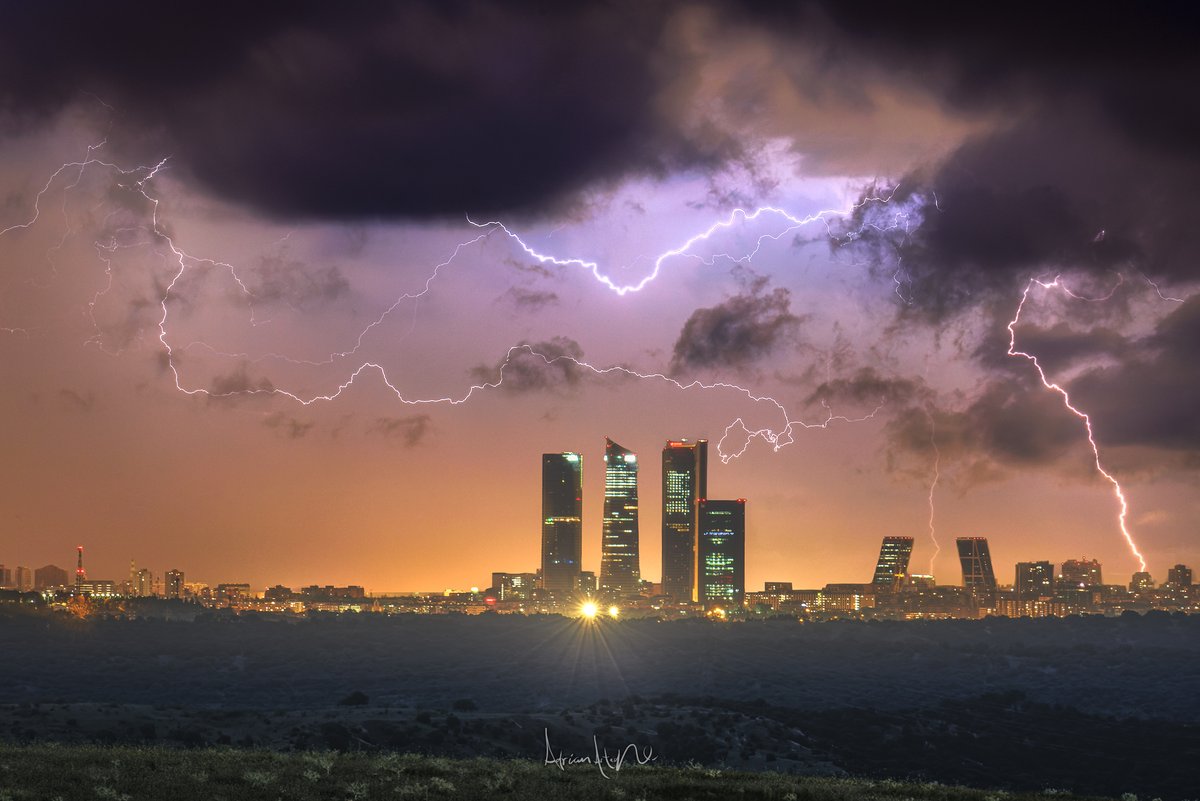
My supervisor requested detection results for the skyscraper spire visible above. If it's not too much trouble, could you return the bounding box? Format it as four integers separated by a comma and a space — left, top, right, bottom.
75, 545, 86, 587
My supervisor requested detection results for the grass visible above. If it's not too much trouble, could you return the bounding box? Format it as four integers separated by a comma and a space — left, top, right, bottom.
0, 744, 1112, 801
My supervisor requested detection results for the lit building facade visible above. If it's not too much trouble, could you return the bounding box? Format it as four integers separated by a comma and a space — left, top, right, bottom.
165, 569, 184, 599
871, 536, 914, 592
1015, 561, 1055, 601
541, 452, 583, 594
1130, 571, 1155, 593
661, 439, 707, 601
1167, 564, 1193, 587
600, 438, 640, 595
133, 568, 153, 597
1059, 558, 1103, 588
956, 537, 997, 604
492, 572, 538, 601
697, 499, 745, 608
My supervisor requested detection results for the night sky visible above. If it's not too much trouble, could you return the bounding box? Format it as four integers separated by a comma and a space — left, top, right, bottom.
2, 2, 1198, 592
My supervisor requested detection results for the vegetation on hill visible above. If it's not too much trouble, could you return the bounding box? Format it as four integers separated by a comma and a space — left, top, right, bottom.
0, 744, 1113, 801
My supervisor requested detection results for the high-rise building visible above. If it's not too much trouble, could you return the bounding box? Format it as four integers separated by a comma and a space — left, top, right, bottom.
0, 565, 11, 588
133, 568, 153, 597
871, 537, 915, 592
1015, 561, 1055, 601
956, 537, 997, 604
1167, 564, 1193, 587
1130, 571, 1155, 593
600, 438, 640, 595
906, 574, 936, 590
661, 439, 707, 601
165, 569, 184, 599
34, 564, 68, 590
697, 499, 746, 608
491, 572, 538, 601
14, 566, 32, 592
541, 452, 583, 595
1059, 558, 1103, 588
576, 571, 597, 595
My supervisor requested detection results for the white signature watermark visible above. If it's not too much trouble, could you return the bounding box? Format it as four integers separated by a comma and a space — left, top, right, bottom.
543, 728, 656, 778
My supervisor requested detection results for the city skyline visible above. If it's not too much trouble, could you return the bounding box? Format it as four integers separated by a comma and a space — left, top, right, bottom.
2, 4, 1199, 594
8, 485, 1193, 597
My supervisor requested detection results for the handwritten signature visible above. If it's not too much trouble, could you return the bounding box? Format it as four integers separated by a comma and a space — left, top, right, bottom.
543, 728, 656, 778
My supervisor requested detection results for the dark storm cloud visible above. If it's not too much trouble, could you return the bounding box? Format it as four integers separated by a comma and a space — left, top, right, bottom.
470, 337, 586, 394
0, 2, 741, 221
999, 322, 1131, 378
58, 389, 96, 413
251, 256, 350, 310
885, 380, 1089, 488
262, 412, 315, 440
670, 278, 800, 372
815, 1, 1200, 315
887, 296, 1200, 478
500, 287, 559, 312
369, 415, 432, 447
208, 364, 276, 397
1069, 297, 1200, 455
806, 368, 923, 408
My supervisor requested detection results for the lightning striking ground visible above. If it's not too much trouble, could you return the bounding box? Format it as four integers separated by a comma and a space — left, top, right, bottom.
1007, 276, 1147, 571
924, 406, 941, 575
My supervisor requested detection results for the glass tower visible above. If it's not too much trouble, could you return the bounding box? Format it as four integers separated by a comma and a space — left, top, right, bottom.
661, 439, 707, 600
697, 499, 745, 607
600, 438, 640, 595
542, 453, 583, 594
871, 536, 914, 592
956, 537, 997, 604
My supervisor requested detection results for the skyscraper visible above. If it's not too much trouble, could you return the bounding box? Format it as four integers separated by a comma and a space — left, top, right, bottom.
541, 452, 583, 594
1130, 571, 1154, 593
1059, 558, 1103, 588
600, 438, 640, 595
1167, 564, 1193, 587
697, 499, 745, 608
133, 568, 154, 597
871, 536, 914, 592
1015, 561, 1055, 601
662, 439, 707, 601
956, 537, 997, 604
166, 569, 184, 599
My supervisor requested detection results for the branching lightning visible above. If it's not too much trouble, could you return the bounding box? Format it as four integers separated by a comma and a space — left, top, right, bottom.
466, 186, 904, 296
1007, 275, 1147, 571
0, 144, 908, 464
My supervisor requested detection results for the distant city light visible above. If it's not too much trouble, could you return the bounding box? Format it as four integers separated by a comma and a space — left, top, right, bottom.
580, 601, 599, 619
607, 605, 620, 618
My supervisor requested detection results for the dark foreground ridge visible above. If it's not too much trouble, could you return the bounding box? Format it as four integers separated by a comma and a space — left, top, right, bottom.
3, 613, 1197, 799
0, 744, 1114, 801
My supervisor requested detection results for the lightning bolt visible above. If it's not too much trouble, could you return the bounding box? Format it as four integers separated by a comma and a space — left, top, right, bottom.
1142, 273, 1185, 304
924, 406, 941, 575
1007, 275, 1147, 572
466, 186, 907, 297
2, 142, 917, 466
